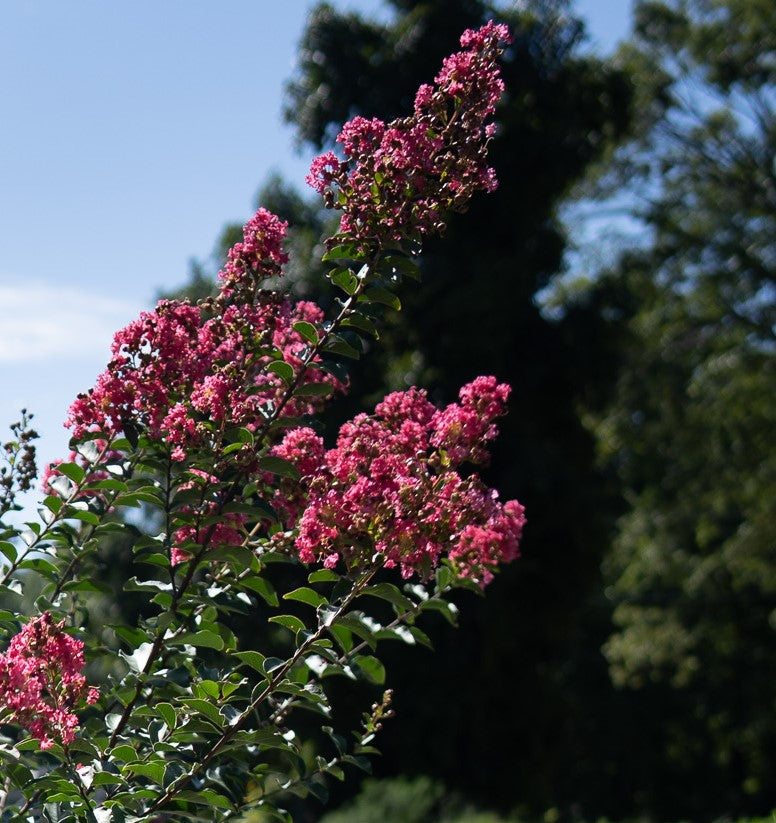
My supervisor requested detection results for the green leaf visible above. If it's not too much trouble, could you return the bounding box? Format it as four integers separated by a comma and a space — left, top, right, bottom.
269, 614, 307, 633
180, 698, 225, 728
123, 760, 166, 785
360, 286, 401, 310
42, 494, 63, 514
175, 789, 234, 810
354, 655, 386, 684
266, 360, 294, 381
435, 564, 453, 590
55, 462, 85, 484
361, 582, 414, 612
409, 625, 434, 649
293, 320, 319, 345
308, 568, 339, 583
241, 575, 279, 606
92, 771, 125, 788
172, 630, 224, 650
382, 254, 421, 281
322, 244, 364, 262
329, 623, 353, 654
284, 587, 326, 608
330, 267, 359, 295
321, 334, 361, 359
233, 650, 266, 673
420, 597, 459, 626
341, 313, 379, 339
156, 702, 176, 729
65, 508, 100, 526
0, 542, 18, 563
256, 455, 300, 481
294, 381, 334, 397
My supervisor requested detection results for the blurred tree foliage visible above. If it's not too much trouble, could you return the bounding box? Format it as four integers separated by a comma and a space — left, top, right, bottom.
566, 0, 776, 817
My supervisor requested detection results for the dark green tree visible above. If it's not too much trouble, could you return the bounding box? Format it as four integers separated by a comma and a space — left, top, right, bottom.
571, 0, 776, 816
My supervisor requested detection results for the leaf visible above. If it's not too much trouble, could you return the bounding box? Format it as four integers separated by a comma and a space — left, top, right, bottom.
420, 597, 459, 626
155, 702, 176, 729
233, 650, 266, 673
284, 587, 326, 608
321, 335, 361, 359
329, 267, 359, 295
409, 625, 434, 649
382, 254, 421, 281
354, 655, 386, 684
66, 508, 101, 526
172, 630, 224, 650
322, 243, 364, 262
109, 744, 136, 762
0, 542, 18, 563
241, 575, 279, 606
360, 286, 401, 310
341, 313, 379, 339
361, 582, 414, 612
294, 381, 334, 397
174, 789, 234, 810
123, 760, 166, 786
266, 360, 294, 382
119, 642, 154, 674
269, 614, 307, 634
55, 462, 85, 484
435, 564, 453, 590
256, 455, 300, 481
180, 698, 224, 728
293, 320, 319, 345
308, 568, 339, 583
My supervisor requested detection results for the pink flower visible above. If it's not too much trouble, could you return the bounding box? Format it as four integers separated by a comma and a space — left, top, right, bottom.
218, 207, 289, 299
307, 21, 511, 246
0, 613, 97, 749
282, 377, 524, 584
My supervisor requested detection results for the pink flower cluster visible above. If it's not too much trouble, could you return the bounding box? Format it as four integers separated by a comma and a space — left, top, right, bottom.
218, 207, 289, 300
306, 20, 511, 245
66, 218, 341, 461
0, 613, 97, 749
274, 377, 524, 584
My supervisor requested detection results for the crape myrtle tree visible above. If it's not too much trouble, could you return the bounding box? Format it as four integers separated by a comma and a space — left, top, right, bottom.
277, 0, 635, 815
172, 0, 634, 814
0, 24, 525, 822
568, 0, 776, 817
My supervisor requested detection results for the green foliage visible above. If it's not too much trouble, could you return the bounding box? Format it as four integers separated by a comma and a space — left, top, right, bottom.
569, 0, 776, 816
317, 776, 520, 823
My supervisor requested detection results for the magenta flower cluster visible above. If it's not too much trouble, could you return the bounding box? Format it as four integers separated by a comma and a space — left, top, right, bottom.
0, 613, 97, 749
306, 21, 511, 245
272, 377, 525, 585
218, 207, 289, 301
61, 20, 520, 588
66, 212, 340, 462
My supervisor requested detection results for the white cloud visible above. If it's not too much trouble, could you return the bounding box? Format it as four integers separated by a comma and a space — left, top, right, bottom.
0, 281, 136, 363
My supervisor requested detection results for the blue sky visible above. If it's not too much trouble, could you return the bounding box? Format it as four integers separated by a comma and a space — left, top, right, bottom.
0, 0, 631, 484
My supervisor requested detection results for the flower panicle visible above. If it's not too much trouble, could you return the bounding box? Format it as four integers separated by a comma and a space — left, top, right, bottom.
0, 613, 97, 750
